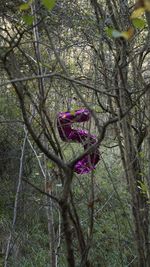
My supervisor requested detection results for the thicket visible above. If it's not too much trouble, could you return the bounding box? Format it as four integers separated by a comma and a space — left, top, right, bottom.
0, 0, 150, 267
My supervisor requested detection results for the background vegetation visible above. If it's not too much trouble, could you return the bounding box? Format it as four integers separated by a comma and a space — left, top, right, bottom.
0, 0, 150, 266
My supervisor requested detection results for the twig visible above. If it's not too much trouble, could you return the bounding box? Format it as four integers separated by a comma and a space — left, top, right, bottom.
0, 73, 116, 97
4, 126, 28, 267
22, 178, 59, 204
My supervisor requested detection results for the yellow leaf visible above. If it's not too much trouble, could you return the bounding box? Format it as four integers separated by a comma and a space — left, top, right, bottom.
130, 7, 145, 18
121, 27, 134, 40
144, 0, 150, 11
70, 110, 76, 115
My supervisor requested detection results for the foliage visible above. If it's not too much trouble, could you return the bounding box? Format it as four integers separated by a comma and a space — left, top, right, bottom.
1, 0, 150, 266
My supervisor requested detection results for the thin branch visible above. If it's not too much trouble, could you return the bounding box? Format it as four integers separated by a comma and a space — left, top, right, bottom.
4, 50, 68, 171
4, 126, 28, 267
68, 83, 150, 169
0, 73, 116, 97
22, 178, 59, 204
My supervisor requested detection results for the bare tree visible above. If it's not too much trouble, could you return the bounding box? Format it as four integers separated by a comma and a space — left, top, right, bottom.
1, 0, 150, 266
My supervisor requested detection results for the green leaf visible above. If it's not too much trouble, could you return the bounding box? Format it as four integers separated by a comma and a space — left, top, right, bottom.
105, 27, 113, 37
139, 151, 145, 158
42, 0, 56, 10
47, 161, 54, 169
132, 18, 145, 29
23, 15, 34, 25
93, 105, 102, 112
19, 3, 30, 11
138, 180, 149, 196
105, 27, 122, 38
